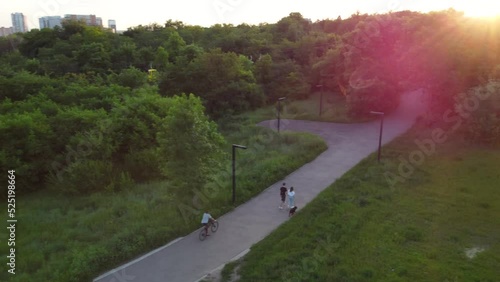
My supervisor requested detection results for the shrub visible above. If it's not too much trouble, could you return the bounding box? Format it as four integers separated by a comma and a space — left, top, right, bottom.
457, 80, 500, 145
47, 159, 134, 194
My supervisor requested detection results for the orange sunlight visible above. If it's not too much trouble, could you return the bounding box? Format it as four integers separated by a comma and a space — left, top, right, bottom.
461, 3, 500, 18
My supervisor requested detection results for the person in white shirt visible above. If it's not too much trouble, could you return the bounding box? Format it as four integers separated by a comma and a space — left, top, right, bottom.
201, 211, 216, 235
287, 187, 295, 208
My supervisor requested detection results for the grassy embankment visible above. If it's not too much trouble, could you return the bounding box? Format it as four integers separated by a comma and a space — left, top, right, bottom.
226, 121, 500, 282
0, 97, 335, 282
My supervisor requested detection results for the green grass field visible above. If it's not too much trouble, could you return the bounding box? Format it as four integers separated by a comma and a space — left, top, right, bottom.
228, 124, 500, 282
0, 115, 327, 282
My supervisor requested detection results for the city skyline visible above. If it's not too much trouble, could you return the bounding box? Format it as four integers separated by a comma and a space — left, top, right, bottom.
1, 0, 498, 31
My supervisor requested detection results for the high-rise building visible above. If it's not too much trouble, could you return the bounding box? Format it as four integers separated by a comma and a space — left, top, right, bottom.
11, 13, 28, 33
108, 20, 116, 33
63, 14, 103, 27
0, 27, 14, 37
39, 16, 62, 29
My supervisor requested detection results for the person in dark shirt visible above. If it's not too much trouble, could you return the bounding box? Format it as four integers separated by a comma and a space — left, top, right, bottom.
279, 183, 287, 209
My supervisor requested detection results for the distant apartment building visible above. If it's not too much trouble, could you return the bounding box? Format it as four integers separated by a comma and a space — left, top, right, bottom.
0, 27, 14, 37
39, 16, 62, 29
11, 13, 28, 33
108, 19, 117, 33
64, 14, 103, 26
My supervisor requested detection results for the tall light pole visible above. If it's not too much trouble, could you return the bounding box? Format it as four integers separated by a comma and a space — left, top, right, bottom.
316, 84, 323, 117
277, 97, 286, 133
370, 111, 384, 163
232, 144, 247, 204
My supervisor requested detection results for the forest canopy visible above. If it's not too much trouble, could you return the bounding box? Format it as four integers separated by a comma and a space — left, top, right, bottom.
1, 10, 499, 195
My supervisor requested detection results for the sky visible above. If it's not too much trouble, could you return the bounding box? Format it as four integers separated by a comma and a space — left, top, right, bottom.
1, 0, 498, 31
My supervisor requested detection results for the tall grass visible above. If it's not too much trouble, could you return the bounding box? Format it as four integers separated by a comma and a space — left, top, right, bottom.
230, 125, 500, 281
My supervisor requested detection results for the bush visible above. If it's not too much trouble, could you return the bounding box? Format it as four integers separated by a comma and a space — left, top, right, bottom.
0, 110, 54, 194
112, 67, 147, 89
47, 159, 134, 194
123, 148, 163, 181
0, 71, 56, 101
457, 80, 500, 145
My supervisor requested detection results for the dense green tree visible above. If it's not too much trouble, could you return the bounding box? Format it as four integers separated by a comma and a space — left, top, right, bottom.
177, 44, 204, 64
18, 28, 58, 58
160, 48, 264, 117
311, 45, 344, 91
110, 89, 171, 180
111, 67, 147, 89
109, 38, 137, 71
153, 46, 169, 71
156, 94, 226, 192
0, 93, 59, 117
135, 46, 156, 70
164, 31, 186, 61
178, 25, 205, 44
0, 71, 56, 101
58, 20, 86, 40
37, 40, 78, 75
188, 48, 264, 117
0, 34, 21, 56
274, 12, 311, 42
255, 54, 309, 101
456, 81, 500, 145
74, 42, 111, 73
0, 50, 31, 73
40, 82, 127, 110
123, 24, 168, 49
48, 107, 110, 154
0, 110, 54, 191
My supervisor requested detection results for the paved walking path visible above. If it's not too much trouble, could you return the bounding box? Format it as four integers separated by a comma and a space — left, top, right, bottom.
94, 90, 427, 282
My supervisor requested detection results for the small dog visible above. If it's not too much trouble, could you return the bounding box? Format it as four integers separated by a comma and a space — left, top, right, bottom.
289, 206, 297, 217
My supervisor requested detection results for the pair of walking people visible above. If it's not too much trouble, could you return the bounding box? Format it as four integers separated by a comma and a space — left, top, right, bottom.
279, 183, 295, 209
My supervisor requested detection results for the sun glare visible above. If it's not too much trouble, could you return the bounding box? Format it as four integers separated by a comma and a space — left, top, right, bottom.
461, 3, 500, 18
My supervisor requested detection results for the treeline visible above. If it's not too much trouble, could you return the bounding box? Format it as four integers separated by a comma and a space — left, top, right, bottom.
1, 10, 499, 194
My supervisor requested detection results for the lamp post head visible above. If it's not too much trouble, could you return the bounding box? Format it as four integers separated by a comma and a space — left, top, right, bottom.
278, 97, 286, 101
370, 111, 384, 115
232, 144, 247, 149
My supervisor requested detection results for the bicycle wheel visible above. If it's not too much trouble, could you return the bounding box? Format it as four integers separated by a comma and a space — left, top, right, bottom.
211, 221, 219, 233
199, 228, 207, 241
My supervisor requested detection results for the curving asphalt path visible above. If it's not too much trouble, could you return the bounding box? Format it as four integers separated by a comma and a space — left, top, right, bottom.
94, 90, 427, 282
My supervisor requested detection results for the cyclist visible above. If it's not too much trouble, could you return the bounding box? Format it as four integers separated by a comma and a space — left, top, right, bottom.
201, 211, 216, 235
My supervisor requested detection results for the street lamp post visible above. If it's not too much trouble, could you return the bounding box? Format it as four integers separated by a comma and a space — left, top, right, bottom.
370, 111, 384, 163
317, 84, 323, 117
277, 97, 286, 133
232, 144, 247, 204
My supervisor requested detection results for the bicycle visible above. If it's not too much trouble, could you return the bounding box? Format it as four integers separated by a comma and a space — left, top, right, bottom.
199, 220, 219, 241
